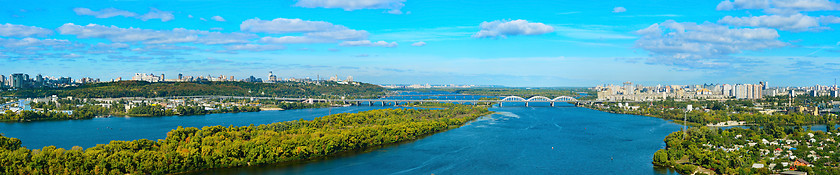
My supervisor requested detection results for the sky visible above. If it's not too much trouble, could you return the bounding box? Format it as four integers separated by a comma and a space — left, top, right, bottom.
0, 0, 839, 87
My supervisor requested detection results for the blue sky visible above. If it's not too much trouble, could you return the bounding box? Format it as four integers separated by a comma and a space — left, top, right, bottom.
1, 0, 839, 87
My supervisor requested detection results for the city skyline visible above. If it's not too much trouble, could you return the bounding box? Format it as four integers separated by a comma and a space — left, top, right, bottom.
2, 0, 840, 86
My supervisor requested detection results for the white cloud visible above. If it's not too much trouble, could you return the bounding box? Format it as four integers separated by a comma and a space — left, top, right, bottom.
716, 0, 839, 14
306, 29, 368, 40
240, 18, 342, 33
225, 44, 286, 51
139, 8, 174, 22
73, 7, 137, 18
211, 16, 226, 22
0, 38, 73, 48
718, 13, 823, 31
339, 40, 398, 47
821, 15, 840, 24
241, 18, 369, 43
613, 7, 627, 13
0, 23, 53, 37
259, 36, 332, 44
73, 7, 173, 22
58, 23, 255, 45
635, 20, 787, 68
411, 41, 426, 46
294, 0, 406, 12
473, 19, 554, 38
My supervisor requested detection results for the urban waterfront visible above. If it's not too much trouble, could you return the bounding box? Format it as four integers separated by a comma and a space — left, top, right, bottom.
1, 104, 684, 174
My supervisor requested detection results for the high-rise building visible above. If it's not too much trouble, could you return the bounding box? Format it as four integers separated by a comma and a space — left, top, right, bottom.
11, 73, 26, 89
623, 81, 634, 95
35, 74, 43, 85
178, 73, 183, 80
0, 75, 5, 88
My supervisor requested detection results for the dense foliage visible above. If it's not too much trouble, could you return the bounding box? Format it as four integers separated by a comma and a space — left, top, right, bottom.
256, 100, 331, 110
175, 105, 261, 116
654, 126, 840, 175
1, 105, 109, 121
0, 106, 492, 174
1, 81, 385, 98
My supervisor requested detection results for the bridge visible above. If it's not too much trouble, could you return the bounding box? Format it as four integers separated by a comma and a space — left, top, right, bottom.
151, 95, 616, 107
334, 96, 580, 107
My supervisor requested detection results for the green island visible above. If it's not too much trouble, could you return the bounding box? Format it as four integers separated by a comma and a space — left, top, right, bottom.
0, 105, 492, 174
584, 96, 840, 174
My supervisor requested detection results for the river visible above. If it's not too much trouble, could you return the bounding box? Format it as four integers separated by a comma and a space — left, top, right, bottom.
0, 91, 688, 174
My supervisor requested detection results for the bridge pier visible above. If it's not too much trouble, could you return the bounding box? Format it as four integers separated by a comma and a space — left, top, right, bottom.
526, 102, 529, 107
550, 102, 554, 107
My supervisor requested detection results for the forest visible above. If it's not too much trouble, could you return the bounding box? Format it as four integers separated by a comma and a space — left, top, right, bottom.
0, 81, 386, 98
0, 105, 492, 174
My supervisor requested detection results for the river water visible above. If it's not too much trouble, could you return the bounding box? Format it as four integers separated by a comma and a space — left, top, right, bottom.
0, 95, 684, 174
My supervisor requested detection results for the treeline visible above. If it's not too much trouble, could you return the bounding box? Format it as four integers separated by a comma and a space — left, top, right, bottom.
0, 106, 492, 174
175, 105, 261, 116
256, 100, 331, 110
594, 102, 837, 126
126, 104, 175, 117
1, 105, 110, 121
1, 81, 385, 98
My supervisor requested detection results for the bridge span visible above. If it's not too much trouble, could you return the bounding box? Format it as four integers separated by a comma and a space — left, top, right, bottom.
155, 95, 621, 107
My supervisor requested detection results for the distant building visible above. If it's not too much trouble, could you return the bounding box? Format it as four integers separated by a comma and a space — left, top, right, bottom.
267, 71, 277, 83
132, 73, 162, 82
244, 76, 262, 83
11, 73, 26, 89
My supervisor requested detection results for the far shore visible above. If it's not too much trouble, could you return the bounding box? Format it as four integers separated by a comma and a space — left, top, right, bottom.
260, 108, 285, 111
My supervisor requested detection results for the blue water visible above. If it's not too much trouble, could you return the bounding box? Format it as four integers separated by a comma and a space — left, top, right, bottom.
0, 102, 684, 174
199, 106, 683, 175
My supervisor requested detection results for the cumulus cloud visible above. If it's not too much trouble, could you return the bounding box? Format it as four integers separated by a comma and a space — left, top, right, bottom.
259, 36, 331, 44
139, 8, 174, 22
0, 23, 53, 37
0, 38, 83, 60
822, 15, 840, 24
339, 40, 398, 47
0, 37, 74, 48
211, 16, 226, 22
473, 19, 554, 38
635, 20, 787, 68
613, 7, 627, 13
411, 41, 426, 46
73, 7, 173, 22
225, 44, 286, 52
715, 0, 840, 31
718, 13, 825, 31
241, 18, 344, 33
58, 23, 256, 44
294, 0, 406, 12
716, 0, 839, 14
73, 7, 137, 18
242, 18, 369, 44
